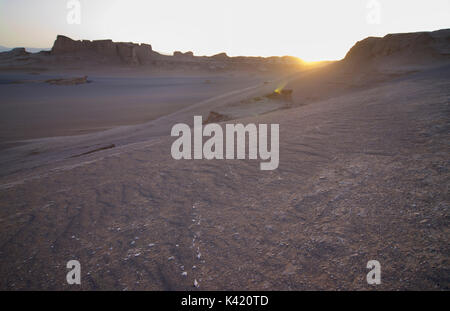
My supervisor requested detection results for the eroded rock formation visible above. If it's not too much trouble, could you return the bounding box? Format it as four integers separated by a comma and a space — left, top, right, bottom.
47, 35, 304, 71
51, 35, 156, 65
344, 29, 450, 67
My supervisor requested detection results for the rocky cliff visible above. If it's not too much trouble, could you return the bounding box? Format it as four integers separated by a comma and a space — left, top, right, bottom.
6, 30, 449, 72
343, 29, 450, 68
51, 35, 157, 65
47, 35, 303, 71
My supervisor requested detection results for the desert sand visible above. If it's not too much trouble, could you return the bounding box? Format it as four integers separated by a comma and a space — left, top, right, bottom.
0, 30, 449, 290
0, 72, 267, 144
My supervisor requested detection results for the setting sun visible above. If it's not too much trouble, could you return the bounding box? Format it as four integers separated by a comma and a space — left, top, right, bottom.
1, 0, 449, 60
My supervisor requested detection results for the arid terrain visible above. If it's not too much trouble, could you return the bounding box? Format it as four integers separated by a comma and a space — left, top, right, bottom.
0, 30, 449, 290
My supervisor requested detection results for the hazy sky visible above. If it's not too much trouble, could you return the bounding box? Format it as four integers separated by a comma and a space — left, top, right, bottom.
0, 0, 449, 61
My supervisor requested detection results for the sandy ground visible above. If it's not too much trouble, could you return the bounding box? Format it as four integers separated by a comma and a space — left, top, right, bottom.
0, 69, 299, 177
0, 63, 448, 290
0, 71, 267, 144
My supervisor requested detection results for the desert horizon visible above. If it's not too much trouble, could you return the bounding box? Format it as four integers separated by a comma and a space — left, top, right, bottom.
0, 0, 449, 298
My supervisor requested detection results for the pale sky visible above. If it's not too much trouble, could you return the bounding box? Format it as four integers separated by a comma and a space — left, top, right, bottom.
0, 0, 449, 61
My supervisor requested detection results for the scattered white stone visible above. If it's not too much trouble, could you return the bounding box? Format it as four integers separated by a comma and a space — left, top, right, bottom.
148, 243, 155, 247
130, 241, 135, 245
181, 272, 188, 276
194, 279, 199, 288
134, 253, 141, 257
168, 256, 175, 261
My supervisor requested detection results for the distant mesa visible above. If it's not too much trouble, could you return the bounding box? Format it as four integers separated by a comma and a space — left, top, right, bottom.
0, 46, 50, 53
1, 29, 448, 72
0, 35, 305, 71
0, 47, 30, 57
10, 48, 29, 56
45, 35, 305, 71
211, 52, 229, 60
173, 51, 194, 58
51, 35, 156, 65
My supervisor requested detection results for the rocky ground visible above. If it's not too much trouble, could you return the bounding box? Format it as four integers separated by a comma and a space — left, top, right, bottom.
0, 63, 448, 290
